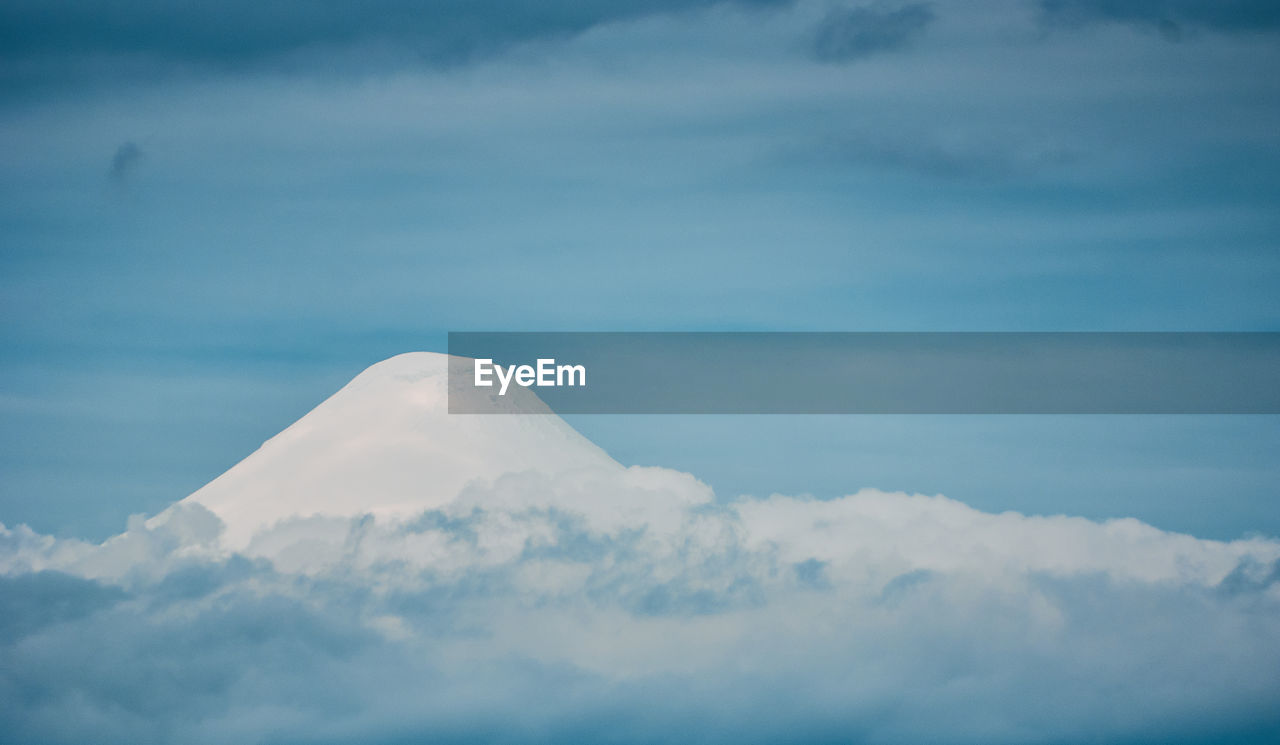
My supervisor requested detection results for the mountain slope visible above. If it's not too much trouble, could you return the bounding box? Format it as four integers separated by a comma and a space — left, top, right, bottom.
170, 352, 619, 549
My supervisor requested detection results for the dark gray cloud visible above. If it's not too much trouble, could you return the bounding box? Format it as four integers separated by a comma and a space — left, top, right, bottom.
0, 0, 789, 94
1041, 0, 1280, 38
108, 141, 143, 184
0, 571, 126, 643
812, 3, 934, 62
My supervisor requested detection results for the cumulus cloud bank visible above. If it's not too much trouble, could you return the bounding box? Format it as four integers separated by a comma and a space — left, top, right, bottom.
3, 463, 1279, 744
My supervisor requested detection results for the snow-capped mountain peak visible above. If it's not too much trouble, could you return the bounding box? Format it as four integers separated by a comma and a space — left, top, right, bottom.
169, 352, 618, 549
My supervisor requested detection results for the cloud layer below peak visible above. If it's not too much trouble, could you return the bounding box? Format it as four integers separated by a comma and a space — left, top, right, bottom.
3, 462, 1279, 744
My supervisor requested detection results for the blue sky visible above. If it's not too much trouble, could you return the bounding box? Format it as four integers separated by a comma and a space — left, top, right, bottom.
3, 3, 1280, 743
3, 0, 1280, 540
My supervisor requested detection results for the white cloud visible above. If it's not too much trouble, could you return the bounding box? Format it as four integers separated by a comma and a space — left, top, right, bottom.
2, 461, 1278, 744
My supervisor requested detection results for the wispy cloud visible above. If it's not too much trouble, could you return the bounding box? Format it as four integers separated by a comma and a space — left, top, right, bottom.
1041, 0, 1280, 38
812, 3, 934, 62
0, 0, 793, 94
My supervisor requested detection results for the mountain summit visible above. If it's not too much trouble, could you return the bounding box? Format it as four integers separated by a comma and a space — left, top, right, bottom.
172, 352, 618, 549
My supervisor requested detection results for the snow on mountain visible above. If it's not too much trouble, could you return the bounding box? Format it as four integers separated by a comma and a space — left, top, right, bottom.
164, 352, 618, 549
